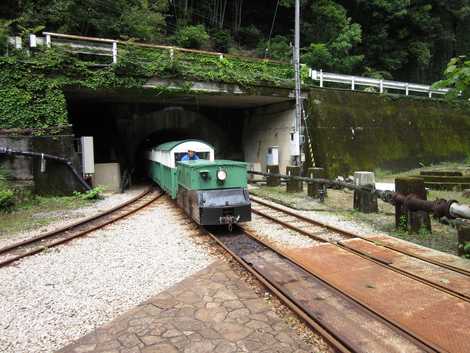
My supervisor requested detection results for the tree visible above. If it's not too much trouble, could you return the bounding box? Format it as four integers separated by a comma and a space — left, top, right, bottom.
301, 0, 363, 73
434, 56, 470, 99
8, 0, 168, 42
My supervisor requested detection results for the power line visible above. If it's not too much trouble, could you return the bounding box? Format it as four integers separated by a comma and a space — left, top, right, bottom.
265, 0, 280, 59
268, 0, 280, 44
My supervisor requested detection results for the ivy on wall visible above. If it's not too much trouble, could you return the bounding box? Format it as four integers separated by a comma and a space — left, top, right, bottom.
0, 46, 295, 132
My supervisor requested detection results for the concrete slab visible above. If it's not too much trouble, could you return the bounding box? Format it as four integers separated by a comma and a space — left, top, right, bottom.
56, 261, 313, 353
94, 163, 121, 193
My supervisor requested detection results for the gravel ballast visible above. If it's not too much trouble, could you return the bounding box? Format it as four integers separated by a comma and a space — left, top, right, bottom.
244, 213, 321, 248
251, 195, 387, 237
0, 197, 215, 353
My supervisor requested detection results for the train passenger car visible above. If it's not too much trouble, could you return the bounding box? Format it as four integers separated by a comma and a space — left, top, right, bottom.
147, 140, 251, 226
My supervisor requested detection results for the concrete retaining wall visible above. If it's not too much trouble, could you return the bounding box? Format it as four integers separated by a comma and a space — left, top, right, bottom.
0, 134, 83, 195
306, 88, 470, 178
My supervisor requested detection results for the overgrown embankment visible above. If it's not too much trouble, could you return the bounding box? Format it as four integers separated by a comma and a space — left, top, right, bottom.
0, 47, 294, 131
306, 88, 470, 178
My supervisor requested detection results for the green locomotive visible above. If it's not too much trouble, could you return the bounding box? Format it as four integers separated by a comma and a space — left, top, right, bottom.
147, 140, 251, 226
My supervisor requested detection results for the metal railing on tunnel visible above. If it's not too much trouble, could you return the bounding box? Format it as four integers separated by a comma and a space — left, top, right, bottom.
309, 69, 450, 98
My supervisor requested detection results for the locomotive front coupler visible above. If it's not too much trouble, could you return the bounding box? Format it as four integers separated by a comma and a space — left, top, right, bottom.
219, 215, 240, 231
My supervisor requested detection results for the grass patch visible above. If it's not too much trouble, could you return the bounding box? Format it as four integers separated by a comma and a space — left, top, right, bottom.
374, 161, 470, 182
0, 195, 91, 237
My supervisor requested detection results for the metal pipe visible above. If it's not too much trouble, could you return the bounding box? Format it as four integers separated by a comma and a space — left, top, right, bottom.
450, 203, 470, 219
0, 147, 91, 192
248, 170, 470, 221
247, 170, 367, 192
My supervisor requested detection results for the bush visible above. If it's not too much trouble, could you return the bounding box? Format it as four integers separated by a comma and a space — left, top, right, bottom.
257, 35, 291, 62
175, 25, 209, 49
73, 186, 104, 201
237, 25, 263, 47
211, 30, 232, 53
0, 189, 14, 212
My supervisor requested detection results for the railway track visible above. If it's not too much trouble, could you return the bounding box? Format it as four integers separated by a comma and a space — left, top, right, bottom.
250, 197, 470, 299
241, 196, 470, 353
0, 187, 163, 267
205, 225, 438, 353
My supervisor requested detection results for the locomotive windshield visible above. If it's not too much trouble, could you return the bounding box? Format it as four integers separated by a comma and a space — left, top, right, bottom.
175, 151, 210, 162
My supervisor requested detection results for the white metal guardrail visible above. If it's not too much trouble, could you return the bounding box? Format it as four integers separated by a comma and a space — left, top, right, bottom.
309, 69, 449, 98
7, 33, 450, 98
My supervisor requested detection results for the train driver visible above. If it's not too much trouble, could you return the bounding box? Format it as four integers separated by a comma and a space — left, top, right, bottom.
181, 149, 200, 161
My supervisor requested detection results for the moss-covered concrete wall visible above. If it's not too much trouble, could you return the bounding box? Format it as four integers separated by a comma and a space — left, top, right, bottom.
306, 88, 470, 178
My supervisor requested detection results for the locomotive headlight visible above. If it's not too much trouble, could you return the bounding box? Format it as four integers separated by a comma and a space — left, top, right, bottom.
217, 169, 227, 181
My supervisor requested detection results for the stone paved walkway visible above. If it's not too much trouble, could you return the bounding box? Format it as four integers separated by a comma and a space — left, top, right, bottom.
57, 261, 314, 353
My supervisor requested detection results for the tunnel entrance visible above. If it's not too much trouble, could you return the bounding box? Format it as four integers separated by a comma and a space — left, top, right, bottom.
65, 86, 295, 189
134, 128, 196, 180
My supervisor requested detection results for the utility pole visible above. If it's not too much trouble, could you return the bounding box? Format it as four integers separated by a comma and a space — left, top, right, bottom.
293, 0, 303, 167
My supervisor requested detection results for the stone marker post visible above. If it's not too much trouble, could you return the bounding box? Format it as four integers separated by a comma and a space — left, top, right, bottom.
395, 177, 431, 234
266, 165, 281, 187
353, 172, 378, 213
457, 224, 470, 257
308, 167, 326, 198
286, 166, 303, 193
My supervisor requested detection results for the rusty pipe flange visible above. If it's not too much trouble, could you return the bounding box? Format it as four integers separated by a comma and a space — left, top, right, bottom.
432, 199, 455, 219
390, 192, 406, 206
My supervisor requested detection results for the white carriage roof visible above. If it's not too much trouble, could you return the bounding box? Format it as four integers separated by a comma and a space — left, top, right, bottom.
155, 140, 214, 152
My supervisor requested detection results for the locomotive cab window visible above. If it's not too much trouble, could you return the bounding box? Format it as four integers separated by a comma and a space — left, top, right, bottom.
175, 151, 210, 162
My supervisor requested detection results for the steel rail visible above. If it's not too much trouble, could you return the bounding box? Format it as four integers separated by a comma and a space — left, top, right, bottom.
250, 197, 470, 303
239, 227, 442, 353
251, 196, 470, 277
201, 227, 356, 353
204, 225, 439, 353
0, 187, 163, 267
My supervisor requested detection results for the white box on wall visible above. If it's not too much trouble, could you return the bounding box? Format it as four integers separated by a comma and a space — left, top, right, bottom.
80, 136, 95, 174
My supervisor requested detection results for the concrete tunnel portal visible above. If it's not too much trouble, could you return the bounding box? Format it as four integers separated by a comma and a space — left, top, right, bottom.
65, 84, 300, 187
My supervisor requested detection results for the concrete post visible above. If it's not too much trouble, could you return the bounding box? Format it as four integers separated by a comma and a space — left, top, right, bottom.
286, 166, 302, 193
395, 177, 431, 234
457, 225, 470, 257
353, 172, 378, 213
307, 167, 326, 198
266, 165, 281, 187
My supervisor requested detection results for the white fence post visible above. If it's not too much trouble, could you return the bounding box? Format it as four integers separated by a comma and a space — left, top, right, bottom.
14, 36, 22, 49
29, 34, 37, 48
429, 91, 432, 98
319, 69, 323, 88
45, 34, 51, 48
112, 41, 118, 64
351, 77, 355, 91
170, 48, 174, 63
379, 80, 384, 94
405, 83, 409, 96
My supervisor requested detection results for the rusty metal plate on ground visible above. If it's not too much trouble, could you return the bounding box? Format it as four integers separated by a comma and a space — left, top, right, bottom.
216, 231, 431, 353
364, 235, 470, 273
341, 238, 470, 299
287, 244, 470, 353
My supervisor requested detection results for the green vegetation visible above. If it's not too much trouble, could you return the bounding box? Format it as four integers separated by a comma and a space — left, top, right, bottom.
0, 45, 294, 130
1, 0, 468, 82
0, 194, 91, 237
175, 25, 210, 49
0, 166, 100, 235
73, 186, 104, 200
0, 168, 14, 212
434, 56, 470, 99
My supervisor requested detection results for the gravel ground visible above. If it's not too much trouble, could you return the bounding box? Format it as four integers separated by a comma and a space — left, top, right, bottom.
0, 197, 215, 353
243, 213, 321, 248
0, 186, 147, 249
251, 195, 387, 238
